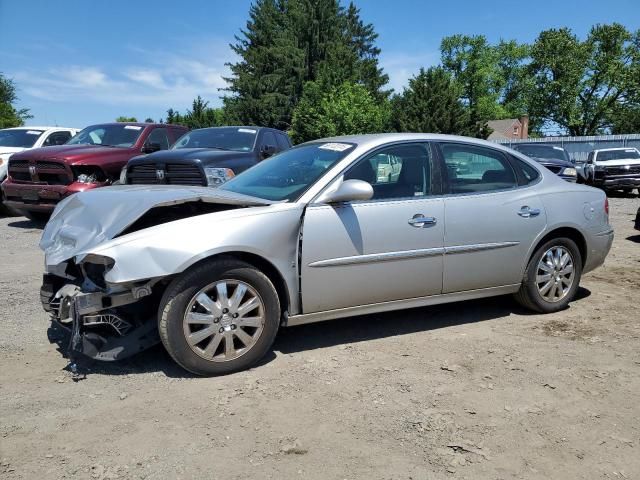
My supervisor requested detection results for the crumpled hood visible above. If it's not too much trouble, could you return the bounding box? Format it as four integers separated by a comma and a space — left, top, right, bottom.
40, 185, 272, 265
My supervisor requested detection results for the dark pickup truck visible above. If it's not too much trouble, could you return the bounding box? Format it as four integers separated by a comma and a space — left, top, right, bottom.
2, 123, 188, 220
511, 144, 577, 182
123, 126, 291, 187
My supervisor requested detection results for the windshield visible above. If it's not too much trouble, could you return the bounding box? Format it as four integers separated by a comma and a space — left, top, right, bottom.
514, 144, 568, 162
219, 142, 355, 201
172, 127, 258, 152
597, 149, 640, 161
66, 124, 144, 148
0, 129, 44, 148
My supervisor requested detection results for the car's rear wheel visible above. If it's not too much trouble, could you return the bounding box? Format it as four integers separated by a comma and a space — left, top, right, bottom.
514, 237, 582, 313
159, 259, 280, 376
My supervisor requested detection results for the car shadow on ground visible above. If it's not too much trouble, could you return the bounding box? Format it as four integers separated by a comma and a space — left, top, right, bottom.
46, 288, 590, 379
627, 235, 640, 244
7, 219, 46, 229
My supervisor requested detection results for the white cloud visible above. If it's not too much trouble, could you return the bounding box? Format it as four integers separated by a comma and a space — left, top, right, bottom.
381, 51, 440, 94
12, 41, 236, 111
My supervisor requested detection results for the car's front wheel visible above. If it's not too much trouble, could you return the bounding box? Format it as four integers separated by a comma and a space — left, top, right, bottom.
159, 258, 280, 376
514, 237, 582, 313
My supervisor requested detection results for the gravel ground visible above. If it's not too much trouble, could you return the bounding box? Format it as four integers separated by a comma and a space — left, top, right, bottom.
0, 195, 639, 480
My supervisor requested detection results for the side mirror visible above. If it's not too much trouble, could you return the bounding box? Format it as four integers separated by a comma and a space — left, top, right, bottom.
317, 179, 374, 204
143, 142, 162, 154
261, 144, 277, 159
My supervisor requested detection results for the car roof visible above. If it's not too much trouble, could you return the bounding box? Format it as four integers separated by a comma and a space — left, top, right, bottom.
307, 133, 519, 155
1, 126, 78, 131
593, 147, 638, 152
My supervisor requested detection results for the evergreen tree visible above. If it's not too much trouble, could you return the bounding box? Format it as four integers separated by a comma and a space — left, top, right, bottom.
223, 0, 388, 130
391, 67, 489, 138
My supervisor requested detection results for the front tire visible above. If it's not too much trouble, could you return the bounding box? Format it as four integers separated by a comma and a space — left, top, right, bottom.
514, 237, 582, 313
159, 258, 280, 376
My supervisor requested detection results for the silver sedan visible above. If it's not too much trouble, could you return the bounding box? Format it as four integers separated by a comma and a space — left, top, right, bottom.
40, 134, 614, 375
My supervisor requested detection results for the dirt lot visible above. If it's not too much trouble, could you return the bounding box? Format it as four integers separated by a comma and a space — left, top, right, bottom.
0, 195, 639, 480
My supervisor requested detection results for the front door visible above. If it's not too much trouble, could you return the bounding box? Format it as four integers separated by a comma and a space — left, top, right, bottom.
438, 142, 547, 293
300, 142, 444, 314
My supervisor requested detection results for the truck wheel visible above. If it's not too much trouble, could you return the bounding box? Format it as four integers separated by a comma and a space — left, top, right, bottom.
514, 237, 582, 313
159, 258, 280, 376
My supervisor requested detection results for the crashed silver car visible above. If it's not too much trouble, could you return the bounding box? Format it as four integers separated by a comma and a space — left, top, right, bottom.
40, 134, 614, 375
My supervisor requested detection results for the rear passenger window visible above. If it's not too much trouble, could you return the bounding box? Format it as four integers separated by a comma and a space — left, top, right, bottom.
509, 155, 540, 185
441, 143, 517, 194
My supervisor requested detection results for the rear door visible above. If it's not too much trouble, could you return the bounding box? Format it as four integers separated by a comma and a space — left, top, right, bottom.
438, 142, 547, 293
300, 142, 444, 313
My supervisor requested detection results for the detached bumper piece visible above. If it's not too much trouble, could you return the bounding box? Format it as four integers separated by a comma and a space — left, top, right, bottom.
41, 274, 160, 361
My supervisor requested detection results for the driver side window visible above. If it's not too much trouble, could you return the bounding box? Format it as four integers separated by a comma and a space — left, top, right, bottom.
146, 128, 170, 150
344, 143, 432, 201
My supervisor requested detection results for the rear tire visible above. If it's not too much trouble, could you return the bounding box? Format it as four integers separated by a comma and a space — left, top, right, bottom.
514, 237, 582, 313
159, 258, 280, 376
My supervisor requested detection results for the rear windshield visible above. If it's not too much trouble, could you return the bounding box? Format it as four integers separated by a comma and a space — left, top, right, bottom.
513, 144, 568, 162
66, 124, 144, 148
0, 129, 44, 148
172, 127, 258, 152
597, 149, 640, 161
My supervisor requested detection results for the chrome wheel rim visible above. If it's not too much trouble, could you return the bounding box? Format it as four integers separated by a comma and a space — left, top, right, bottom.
536, 246, 575, 303
183, 280, 265, 362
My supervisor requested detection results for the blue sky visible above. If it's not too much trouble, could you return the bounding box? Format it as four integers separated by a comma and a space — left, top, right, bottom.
1, 0, 638, 127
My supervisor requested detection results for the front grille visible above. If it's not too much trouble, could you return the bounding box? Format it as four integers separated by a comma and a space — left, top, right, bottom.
166, 164, 205, 186
605, 165, 640, 176
8, 158, 73, 185
127, 164, 158, 184
545, 165, 563, 174
128, 163, 206, 186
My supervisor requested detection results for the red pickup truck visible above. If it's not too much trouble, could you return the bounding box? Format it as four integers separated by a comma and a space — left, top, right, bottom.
2, 122, 188, 221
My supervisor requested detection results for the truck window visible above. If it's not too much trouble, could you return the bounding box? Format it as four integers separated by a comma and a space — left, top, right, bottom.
43, 131, 72, 146
146, 128, 170, 150
276, 133, 290, 150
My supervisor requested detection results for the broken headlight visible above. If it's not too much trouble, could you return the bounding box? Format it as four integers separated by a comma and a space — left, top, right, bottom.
81, 254, 115, 289
72, 166, 106, 184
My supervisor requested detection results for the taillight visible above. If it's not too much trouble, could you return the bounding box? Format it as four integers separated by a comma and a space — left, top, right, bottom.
604, 197, 609, 216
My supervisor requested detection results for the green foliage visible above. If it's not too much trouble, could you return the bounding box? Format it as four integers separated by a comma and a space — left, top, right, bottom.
391, 67, 489, 138
115, 116, 138, 122
223, 0, 388, 130
144, 117, 154, 123
0, 73, 32, 128
528, 24, 640, 135
441, 35, 529, 125
166, 96, 226, 129
290, 82, 389, 143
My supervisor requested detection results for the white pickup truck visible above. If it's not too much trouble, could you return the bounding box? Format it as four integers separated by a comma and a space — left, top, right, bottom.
577, 147, 640, 194
0, 126, 79, 214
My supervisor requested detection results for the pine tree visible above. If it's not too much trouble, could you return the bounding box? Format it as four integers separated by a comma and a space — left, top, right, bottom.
223, 0, 388, 130
391, 67, 489, 138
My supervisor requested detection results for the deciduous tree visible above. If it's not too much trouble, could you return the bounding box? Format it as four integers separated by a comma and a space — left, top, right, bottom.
0, 73, 32, 128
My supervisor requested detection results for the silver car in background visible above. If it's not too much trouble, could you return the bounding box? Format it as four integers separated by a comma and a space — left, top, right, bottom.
40, 134, 614, 375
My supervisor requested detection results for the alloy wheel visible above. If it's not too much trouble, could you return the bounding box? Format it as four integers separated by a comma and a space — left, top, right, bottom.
183, 280, 265, 362
535, 246, 575, 303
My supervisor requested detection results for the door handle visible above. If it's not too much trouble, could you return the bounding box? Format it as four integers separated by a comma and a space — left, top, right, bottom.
408, 214, 437, 227
518, 206, 541, 218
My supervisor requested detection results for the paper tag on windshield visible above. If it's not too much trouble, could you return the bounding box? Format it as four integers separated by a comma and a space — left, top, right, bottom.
319, 142, 351, 152
26, 130, 42, 135
238, 128, 257, 134
553, 146, 564, 150
124, 125, 142, 130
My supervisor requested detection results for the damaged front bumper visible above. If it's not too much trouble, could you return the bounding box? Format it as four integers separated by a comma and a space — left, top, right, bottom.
41, 273, 161, 361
